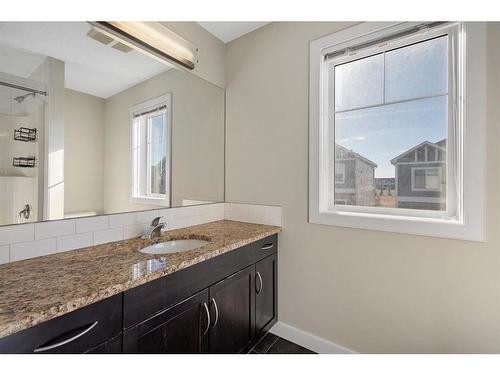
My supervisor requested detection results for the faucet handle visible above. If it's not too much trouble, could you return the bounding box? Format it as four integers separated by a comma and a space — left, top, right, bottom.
150, 216, 162, 227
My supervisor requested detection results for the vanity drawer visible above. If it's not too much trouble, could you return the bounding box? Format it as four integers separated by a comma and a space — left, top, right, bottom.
253, 234, 278, 261
0, 294, 122, 354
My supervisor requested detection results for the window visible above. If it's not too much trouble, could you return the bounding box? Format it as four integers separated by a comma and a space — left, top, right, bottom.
412, 167, 441, 191
331, 33, 449, 212
309, 22, 486, 241
130, 94, 171, 206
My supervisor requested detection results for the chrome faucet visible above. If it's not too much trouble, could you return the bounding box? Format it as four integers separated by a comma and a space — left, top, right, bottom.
141, 217, 166, 240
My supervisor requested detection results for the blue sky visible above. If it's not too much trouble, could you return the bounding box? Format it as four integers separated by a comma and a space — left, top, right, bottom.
334, 95, 447, 178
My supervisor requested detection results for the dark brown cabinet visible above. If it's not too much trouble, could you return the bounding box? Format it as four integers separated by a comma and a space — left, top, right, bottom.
255, 253, 277, 340
85, 335, 122, 354
123, 289, 210, 353
208, 266, 255, 353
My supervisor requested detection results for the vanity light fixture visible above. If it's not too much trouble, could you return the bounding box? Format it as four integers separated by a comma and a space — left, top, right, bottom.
88, 21, 198, 70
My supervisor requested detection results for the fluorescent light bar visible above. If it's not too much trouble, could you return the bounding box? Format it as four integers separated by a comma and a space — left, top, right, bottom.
89, 21, 197, 70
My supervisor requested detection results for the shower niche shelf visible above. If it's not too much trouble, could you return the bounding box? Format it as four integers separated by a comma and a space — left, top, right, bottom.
14, 127, 37, 142
12, 157, 36, 168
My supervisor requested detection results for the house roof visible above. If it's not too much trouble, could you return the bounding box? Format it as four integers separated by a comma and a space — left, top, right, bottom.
336, 144, 378, 168
390, 139, 446, 165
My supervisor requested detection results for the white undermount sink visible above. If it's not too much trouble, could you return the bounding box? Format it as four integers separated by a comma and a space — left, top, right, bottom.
139, 239, 209, 255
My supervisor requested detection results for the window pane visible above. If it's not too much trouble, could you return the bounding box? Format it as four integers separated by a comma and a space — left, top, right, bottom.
132, 118, 140, 149
425, 169, 440, 190
427, 147, 436, 161
149, 114, 167, 195
414, 170, 426, 189
132, 148, 139, 195
330, 96, 447, 211
334, 53, 384, 112
335, 163, 345, 183
385, 36, 448, 102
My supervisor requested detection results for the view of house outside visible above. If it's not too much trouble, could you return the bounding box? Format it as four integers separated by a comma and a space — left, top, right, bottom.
330, 35, 448, 211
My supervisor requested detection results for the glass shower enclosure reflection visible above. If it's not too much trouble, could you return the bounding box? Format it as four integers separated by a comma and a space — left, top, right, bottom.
0, 74, 46, 225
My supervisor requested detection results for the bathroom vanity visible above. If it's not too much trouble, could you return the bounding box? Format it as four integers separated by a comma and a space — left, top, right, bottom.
0, 221, 279, 353
0, 22, 281, 355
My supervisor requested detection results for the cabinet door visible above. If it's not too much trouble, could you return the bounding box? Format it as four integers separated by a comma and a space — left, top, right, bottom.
255, 254, 277, 340
122, 289, 209, 354
208, 265, 255, 353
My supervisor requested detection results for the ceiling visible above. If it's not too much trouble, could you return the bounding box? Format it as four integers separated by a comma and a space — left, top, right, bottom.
0, 22, 270, 98
197, 22, 269, 43
0, 22, 170, 98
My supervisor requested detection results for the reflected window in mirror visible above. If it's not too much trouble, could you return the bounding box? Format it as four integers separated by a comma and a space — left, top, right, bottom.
130, 94, 171, 207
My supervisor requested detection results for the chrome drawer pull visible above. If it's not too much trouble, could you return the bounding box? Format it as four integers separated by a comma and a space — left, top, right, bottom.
34, 321, 98, 353
202, 302, 211, 336
261, 243, 274, 250
211, 298, 219, 328
256, 272, 263, 294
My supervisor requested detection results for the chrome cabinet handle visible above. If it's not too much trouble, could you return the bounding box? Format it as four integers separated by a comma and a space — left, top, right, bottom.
211, 298, 219, 328
34, 321, 98, 353
202, 302, 210, 336
261, 243, 274, 250
256, 272, 263, 294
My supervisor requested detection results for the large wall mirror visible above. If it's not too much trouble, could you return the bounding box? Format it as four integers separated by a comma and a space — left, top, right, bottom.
0, 22, 225, 226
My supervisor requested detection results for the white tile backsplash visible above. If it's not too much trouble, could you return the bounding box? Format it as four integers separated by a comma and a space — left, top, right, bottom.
224, 203, 282, 226
186, 215, 204, 226
135, 210, 160, 225
93, 228, 124, 246
35, 220, 75, 240
10, 239, 57, 262
0, 203, 282, 264
123, 224, 148, 240
57, 233, 93, 252
0, 224, 34, 246
109, 212, 136, 229
213, 203, 225, 217
158, 208, 178, 220
168, 216, 187, 230
76, 216, 108, 233
193, 204, 211, 215
0, 245, 9, 264
177, 206, 195, 218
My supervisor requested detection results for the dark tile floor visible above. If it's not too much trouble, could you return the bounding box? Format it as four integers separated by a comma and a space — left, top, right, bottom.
249, 333, 316, 354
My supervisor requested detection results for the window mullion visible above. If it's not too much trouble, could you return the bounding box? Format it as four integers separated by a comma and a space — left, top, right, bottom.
333, 92, 449, 115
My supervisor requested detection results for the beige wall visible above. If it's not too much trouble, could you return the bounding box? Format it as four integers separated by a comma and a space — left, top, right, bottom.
160, 22, 226, 89
64, 89, 105, 215
103, 69, 225, 214
225, 22, 500, 353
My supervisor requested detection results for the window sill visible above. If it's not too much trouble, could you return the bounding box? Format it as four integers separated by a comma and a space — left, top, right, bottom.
130, 197, 170, 207
309, 209, 485, 242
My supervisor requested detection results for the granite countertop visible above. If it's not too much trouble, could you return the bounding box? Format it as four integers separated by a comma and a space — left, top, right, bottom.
0, 220, 281, 339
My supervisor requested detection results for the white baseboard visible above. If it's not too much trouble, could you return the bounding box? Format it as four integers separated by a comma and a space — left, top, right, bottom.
270, 321, 356, 354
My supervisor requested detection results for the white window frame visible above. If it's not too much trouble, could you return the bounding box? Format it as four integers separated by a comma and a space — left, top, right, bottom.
130, 93, 172, 207
335, 162, 346, 184
411, 167, 442, 192
309, 22, 486, 241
